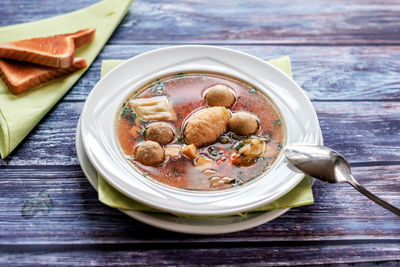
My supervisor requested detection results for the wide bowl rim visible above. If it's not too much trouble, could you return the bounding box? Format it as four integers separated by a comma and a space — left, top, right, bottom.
80, 45, 322, 216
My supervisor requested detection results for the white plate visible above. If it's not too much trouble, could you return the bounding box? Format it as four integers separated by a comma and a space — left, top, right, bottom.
76, 118, 293, 234
80, 45, 322, 216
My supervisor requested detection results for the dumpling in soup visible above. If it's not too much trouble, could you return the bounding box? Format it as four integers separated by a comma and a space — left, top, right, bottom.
184, 107, 230, 147
128, 96, 176, 121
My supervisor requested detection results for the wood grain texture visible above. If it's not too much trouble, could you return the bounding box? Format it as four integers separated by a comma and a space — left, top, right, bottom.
0, 244, 399, 266
1, 0, 400, 45
0, 165, 399, 245
0, 101, 399, 166
1, 0, 400, 265
62, 45, 400, 101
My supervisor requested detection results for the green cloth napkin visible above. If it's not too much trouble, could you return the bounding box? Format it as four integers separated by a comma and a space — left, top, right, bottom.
98, 56, 314, 215
0, 0, 134, 159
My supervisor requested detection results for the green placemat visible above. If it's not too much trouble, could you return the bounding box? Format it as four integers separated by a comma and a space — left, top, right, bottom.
97, 56, 314, 215
0, 0, 134, 158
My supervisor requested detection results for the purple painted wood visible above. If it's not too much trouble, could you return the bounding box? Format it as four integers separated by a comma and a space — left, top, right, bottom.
64, 45, 400, 101
0, 0, 400, 265
1, 0, 400, 45
1, 101, 399, 166
1, 243, 399, 266
0, 165, 398, 245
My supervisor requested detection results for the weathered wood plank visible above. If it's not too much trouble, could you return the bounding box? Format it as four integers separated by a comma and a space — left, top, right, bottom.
0, 165, 398, 244
1, 0, 400, 45
1, 0, 399, 265
0, 101, 399, 166
0, 243, 399, 266
64, 44, 400, 101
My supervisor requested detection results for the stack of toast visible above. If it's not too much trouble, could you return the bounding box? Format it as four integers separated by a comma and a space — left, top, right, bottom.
0, 27, 96, 95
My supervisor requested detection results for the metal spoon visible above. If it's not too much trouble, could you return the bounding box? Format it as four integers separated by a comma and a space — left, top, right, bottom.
284, 144, 400, 216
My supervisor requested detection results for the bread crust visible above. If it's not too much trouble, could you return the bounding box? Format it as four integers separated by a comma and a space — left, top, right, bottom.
0, 58, 87, 95
0, 27, 95, 68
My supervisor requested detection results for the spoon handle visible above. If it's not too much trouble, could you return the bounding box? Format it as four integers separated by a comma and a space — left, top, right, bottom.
346, 174, 400, 216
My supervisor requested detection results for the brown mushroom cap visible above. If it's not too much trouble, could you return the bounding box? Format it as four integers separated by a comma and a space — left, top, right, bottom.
134, 141, 165, 166
146, 122, 175, 145
229, 112, 259, 136
205, 84, 235, 108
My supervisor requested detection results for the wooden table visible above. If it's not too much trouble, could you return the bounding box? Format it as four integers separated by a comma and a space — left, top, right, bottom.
1, 0, 399, 265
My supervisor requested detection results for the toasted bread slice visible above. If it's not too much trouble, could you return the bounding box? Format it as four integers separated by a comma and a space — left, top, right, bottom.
0, 58, 87, 95
0, 27, 95, 68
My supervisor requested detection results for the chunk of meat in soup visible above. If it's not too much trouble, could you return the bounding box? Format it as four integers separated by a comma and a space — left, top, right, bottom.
184, 106, 230, 147
146, 122, 175, 145
134, 141, 165, 166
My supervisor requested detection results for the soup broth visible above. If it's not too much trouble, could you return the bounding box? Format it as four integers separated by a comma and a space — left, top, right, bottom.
116, 72, 285, 191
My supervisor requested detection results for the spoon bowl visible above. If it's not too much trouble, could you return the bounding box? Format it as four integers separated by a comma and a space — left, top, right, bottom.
284, 144, 348, 183
285, 144, 400, 216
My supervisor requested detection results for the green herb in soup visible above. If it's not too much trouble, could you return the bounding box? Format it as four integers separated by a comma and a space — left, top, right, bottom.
116, 73, 285, 191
